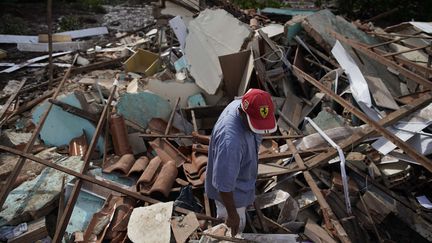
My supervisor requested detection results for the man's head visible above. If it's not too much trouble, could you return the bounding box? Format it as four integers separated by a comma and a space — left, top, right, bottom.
240, 89, 277, 134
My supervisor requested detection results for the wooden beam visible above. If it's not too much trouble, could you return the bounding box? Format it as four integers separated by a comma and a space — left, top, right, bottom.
367, 32, 432, 39
367, 36, 410, 49
254, 202, 270, 233
0, 78, 26, 122
292, 66, 432, 173
139, 133, 303, 140
286, 138, 351, 243
262, 215, 292, 234
0, 55, 78, 211
371, 46, 432, 76
53, 83, 117, 242
295, 91, 432, 171
259, 148, 328, 162
165, 97, 180, 135
0, 145, 218, 223
383, 44, 430, 57
333, 31, 432, 89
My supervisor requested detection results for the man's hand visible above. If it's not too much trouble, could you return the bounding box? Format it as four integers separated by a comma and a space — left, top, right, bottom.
219, 191, 240, 236
226, 211, 240, 236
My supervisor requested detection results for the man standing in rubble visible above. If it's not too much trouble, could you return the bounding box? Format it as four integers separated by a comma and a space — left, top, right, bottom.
205, 89, 277, 236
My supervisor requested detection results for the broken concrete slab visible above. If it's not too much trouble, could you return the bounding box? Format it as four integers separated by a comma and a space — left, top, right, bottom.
0, 155, 83, 226
0, 130, 40, 148
127, 202, 173, 243
304, 110, 346, 135
32, 92, 105, 154
116, 92, 172, 129
135, 78, 223, 108
185, 9, 252, 95
171, 212, 199, 243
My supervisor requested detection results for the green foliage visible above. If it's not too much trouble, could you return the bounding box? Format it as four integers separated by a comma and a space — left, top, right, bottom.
232, 0, 290, 9
335, 0, 432, 22
64, 0, 107, 13
58, 15, 81, 31
0, 14, 27, 34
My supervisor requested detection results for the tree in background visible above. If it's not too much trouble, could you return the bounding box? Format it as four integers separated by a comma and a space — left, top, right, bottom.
334, 0, 432, 23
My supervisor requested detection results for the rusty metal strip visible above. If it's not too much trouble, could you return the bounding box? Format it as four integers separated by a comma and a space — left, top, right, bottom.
333, 31, 432, 89
49, 98, 99, 123
0, 54, 78, 211
53, 82, 117, 242
286, 138, 350, 242
0, 78, 26, 122
292, 66, 432, 173
0, 145, 219, 223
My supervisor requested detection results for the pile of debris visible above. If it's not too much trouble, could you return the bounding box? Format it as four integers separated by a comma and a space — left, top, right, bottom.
0, 1, 432, 243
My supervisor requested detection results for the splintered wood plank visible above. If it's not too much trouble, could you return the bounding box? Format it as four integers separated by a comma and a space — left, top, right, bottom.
8, 218, 48, 243
304, 219, 338, 243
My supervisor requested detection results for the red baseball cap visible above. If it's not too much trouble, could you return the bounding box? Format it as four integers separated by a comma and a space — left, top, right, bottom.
241, 89, 277, 134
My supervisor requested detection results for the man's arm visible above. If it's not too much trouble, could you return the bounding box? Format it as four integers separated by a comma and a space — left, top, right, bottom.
219, 191, 240, 236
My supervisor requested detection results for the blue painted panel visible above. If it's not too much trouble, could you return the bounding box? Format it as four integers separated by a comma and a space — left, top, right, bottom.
117, 92, 172, 129
65, 189, 105, 236
174, 56, 189, 72
261, 7, 317, 16
187, 93, 207, 108
32, 93, 105, 155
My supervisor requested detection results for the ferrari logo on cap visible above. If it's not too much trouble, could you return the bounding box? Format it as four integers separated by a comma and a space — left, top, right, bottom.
259, 106, 269, 118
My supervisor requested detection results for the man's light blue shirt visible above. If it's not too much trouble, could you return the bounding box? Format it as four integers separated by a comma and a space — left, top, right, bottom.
205, 99, 262, 207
